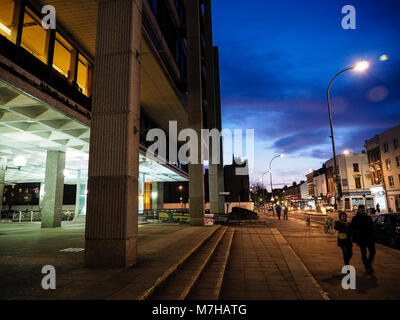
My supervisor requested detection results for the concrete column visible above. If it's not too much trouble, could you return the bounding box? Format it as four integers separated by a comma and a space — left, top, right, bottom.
151, 182, 158, 210
74, 170, 87, 217
75, 170, 81, 218
203, 0, 220, 215
85, 0, 143, 268
185, 0, 205, 226
41, 150, 66, 228
157, 182, 164, 210
213, 46, 225, 214
0, 169, 5, 214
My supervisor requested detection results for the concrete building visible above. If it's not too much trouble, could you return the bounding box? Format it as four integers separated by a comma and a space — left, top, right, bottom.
365, 125, 400, 213
223, 157, 251, 203
325, 153, 373, 211
0, 0, 224, 267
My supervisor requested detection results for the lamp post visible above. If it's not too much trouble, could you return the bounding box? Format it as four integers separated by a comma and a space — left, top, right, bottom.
269, 154, 284, 205
327, 61, 369, 209
262, 171, 269, 213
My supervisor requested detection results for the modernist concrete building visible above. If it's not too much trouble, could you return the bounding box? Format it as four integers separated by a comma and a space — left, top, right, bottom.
0, 0, 224, 267
365, 125, 400, 213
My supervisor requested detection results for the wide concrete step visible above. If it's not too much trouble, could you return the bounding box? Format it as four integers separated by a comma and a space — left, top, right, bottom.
147, 226, 228, 300
187, 228, 235, 300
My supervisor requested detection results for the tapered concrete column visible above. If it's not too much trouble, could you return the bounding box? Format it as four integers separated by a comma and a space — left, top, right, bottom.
75, 170, 87, 217
213, 46, 226, 214
75, 170, 81, 218
185, 0, 205, 226
41, 150, 66, 228
157, 182, 164, 209
203, 0, 220, 214
151, 182, 158, 210
85, 0, 142, 268
0, 169, 5, 214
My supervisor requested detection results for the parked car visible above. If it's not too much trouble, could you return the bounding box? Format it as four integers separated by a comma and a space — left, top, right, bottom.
374, 213, 400, 248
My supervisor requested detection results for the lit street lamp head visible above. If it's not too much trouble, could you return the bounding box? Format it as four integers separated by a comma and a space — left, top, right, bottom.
353, 61, 370, 72
279, 154, 284, 158
343, 150, 351, 155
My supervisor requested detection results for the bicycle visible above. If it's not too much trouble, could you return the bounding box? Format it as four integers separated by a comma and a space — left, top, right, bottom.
324, 217, 334, 233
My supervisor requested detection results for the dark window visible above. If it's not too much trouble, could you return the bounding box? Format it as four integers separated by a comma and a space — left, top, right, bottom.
396, 156, 400, 168
394, 138, 399, 149
353, 163, 359, 172
342, 178, 348, 187
355, 177, 361, 189
390, 176, 395, 186
384, 143, 389, 153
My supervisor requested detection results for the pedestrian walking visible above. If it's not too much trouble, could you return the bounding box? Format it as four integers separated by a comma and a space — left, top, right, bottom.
276, 205, 282, 220
350, 205, 376, 275
376, 203, 381, 214
283, 206, 288, 220
334, 212, 353, 266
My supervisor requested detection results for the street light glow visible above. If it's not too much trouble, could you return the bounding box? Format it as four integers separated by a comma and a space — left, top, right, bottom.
279, 154, 284, 158
343, 150, 351, 155
353, 61, 370, 72
13, 155, 27, 167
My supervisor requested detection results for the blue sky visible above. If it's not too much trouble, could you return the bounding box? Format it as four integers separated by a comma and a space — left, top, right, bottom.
211, 0, 400, 188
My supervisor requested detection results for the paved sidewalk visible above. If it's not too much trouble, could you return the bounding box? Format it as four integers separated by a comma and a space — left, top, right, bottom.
0, 222, 219, 300
263, 213, 400, 299
221, 226, 328, 300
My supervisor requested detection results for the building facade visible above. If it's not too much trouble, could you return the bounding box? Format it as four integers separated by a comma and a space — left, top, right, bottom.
366, 125, 400, 212
0, 0, 224, 267
325, 153, 373, 211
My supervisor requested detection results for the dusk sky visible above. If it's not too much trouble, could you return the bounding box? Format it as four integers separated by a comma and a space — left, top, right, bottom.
211, 0, 400, 189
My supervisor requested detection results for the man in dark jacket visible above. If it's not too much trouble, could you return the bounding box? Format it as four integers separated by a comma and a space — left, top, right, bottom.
350, 205, 376, 274
276, 205, 282, 220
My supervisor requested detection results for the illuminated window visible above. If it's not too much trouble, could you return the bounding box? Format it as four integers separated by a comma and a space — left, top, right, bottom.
21, 7, 49, 63
77, 54, 91, 96
53, 33, 72, 78
0, 0, 14, 40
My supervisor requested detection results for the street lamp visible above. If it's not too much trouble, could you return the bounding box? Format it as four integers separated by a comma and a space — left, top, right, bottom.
262, 171, 270, 213
327, 61, 369, 209
269, 154, 284, 204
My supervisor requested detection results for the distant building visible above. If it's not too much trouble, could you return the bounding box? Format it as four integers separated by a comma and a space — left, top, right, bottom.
300, 181, 308, 201
365, 125, 400, 212
325, 153, 373, 211
224, 158, 250, 202
306, 167, 327, 208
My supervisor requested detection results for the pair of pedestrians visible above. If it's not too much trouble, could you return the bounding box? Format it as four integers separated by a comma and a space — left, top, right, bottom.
275, 205, 288, 220
334, 205, 376, 275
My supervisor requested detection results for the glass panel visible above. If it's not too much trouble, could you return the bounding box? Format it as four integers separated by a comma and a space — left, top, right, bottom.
21, 7, 48, 63
53, 33, 72, 78
77, 54, 90, 96
0, 0, 14, 40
